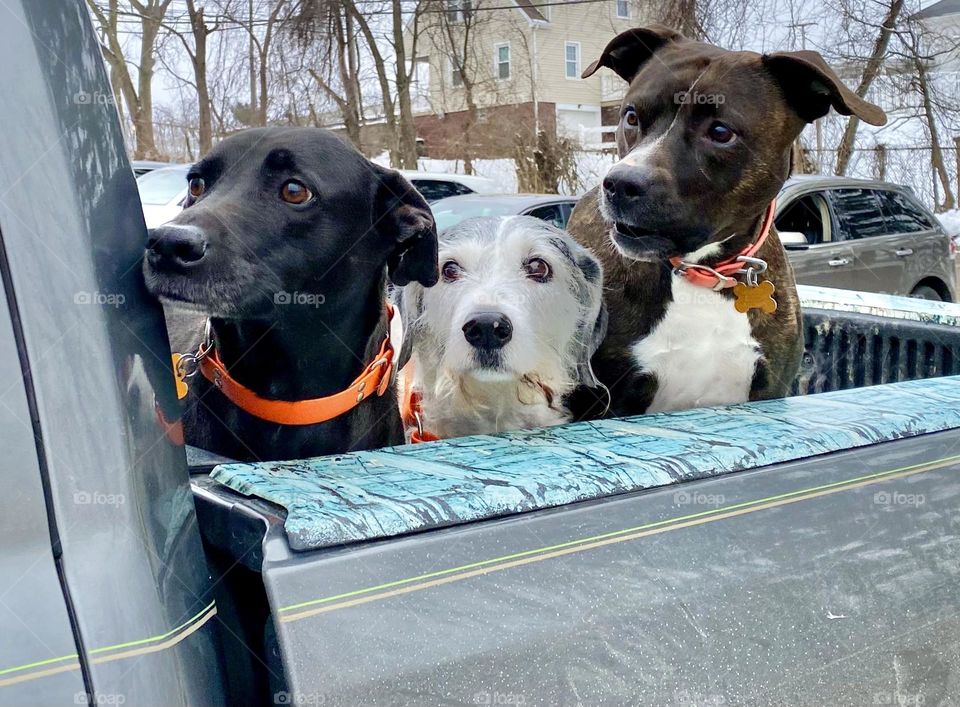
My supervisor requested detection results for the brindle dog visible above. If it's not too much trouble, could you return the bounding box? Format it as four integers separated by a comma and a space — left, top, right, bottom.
568, 26, 886, 417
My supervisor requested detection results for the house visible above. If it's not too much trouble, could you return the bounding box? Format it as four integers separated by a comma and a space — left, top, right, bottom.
407, 0, 655, 160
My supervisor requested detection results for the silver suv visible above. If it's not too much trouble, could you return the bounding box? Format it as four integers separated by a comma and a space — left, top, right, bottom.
776, 176, 957, 301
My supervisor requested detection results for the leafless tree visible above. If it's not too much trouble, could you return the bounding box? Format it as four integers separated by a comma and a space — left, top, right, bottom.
86, 0, 174, 159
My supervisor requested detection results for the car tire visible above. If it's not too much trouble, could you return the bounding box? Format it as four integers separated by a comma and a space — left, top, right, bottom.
910, 284, 943, 301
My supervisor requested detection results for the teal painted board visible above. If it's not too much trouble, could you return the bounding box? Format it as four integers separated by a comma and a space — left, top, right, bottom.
211, 377, 960, 551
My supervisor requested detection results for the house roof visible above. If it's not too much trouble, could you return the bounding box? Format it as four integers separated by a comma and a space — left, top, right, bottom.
914, 0, 960, 19
513, 0, 548, 22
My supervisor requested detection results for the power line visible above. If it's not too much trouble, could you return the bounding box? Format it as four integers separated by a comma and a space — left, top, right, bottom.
100, 0, 617, 32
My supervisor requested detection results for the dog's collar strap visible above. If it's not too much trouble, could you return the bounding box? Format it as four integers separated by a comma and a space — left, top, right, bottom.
402, 389, 440, 444
669, 199, 777, 291
400, 364, 440, 443
195, 306, 395, 426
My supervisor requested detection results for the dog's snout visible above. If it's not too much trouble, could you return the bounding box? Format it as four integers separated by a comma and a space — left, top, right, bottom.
603, 165, 653, 201
462, 312, 513, 350
147, 225, 208, 268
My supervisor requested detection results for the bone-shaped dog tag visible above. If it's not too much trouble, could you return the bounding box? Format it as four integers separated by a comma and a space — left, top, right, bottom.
733, 280, 777, 314
172, 353, 189, 400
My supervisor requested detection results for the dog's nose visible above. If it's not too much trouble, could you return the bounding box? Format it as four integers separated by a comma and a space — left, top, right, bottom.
602, 165, 653, 201
146, 225, 207, 267
462, 312, 513, 350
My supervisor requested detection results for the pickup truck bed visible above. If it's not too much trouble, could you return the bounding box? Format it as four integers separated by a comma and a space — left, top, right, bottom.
194, 312, 960, 705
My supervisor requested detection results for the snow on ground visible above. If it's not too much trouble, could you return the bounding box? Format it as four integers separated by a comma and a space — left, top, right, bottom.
938, 210, 960, 236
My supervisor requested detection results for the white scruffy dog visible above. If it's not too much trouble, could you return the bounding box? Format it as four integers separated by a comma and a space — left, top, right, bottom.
396, 215, 607, 440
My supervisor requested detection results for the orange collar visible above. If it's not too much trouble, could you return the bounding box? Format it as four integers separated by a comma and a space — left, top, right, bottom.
400, 363, 440, 443
669, 200, 777, 291
192, 306, 395, 426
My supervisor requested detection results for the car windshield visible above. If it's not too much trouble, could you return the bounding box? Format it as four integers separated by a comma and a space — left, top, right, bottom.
432, 200, 524, 231
137, 167, 188, 205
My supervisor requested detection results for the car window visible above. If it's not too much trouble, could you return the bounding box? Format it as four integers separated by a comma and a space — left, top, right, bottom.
876, 190, 935, 235
526, 204, 565, 228
829, 188, 888, 240
136, 167, 189, 205
775, 193, 831, 244
411, 179, 473, 203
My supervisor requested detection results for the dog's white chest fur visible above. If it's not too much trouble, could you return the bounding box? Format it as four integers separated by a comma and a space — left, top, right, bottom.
632, 277, 761, 413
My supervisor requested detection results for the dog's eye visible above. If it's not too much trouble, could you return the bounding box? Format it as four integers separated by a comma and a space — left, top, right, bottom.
441, 260, 463, 282
706, 121, 737, 145
188, 177, 205, 198
524, 258, 551, 283
280, 180, 313, 205
623, 108, 639, 129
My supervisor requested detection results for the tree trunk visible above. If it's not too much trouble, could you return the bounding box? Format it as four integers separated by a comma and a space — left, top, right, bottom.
392, 0, 419, 169
135, 11, 162, 158
835, 0, 904, 176
345, 0, 401, 165
186, 0, 213, 154
916, 60, 954, 210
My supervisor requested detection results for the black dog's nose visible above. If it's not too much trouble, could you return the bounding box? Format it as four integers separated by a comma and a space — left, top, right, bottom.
146, 225, 207, 267
463, 312, 513, 350
603, 165, 653, 200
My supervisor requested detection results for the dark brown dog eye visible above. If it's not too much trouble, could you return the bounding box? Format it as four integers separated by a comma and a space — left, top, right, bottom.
188, 177, 205, 198
624, 108, 639, 128
707, 121, 736, 145
524, 258, 551, 283
280, 180, 312, 204
442, 260, 462, 282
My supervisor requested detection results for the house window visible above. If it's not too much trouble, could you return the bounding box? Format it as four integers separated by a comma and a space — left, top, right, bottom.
495, 43, 511, 80
450, 58, 463, 87
616, 0, 629, 18
446, 0, 471, 23
565, 42, 580, 79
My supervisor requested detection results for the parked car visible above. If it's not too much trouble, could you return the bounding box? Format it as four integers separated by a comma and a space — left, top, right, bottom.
136, 164, 189, 228
130, 159, 173, 177
430, 193, 580, 231
399, 171, 500, 203
776, 176, 956, 301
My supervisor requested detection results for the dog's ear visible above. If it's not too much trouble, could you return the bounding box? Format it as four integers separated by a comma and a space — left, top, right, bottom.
393, 284, 424, 371
581, 25, 683, 83
374, 166, 440, 287
568, 244, 608, 389
763, 51, 887, 126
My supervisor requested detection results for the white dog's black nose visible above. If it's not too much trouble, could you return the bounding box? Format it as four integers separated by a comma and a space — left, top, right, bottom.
146, 225, 208, 269
463, 312, 513, 350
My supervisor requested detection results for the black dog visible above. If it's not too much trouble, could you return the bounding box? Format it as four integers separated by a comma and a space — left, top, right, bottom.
143, 127, 438, 462
569, 26, 886, 417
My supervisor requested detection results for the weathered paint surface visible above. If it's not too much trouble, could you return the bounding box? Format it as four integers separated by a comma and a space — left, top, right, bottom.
211, 377, 960, 551
798, 284, 960, 326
